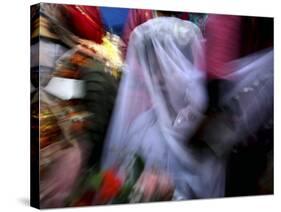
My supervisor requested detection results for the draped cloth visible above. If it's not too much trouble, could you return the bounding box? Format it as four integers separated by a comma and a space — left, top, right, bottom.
201, 48, 273, 158
101, 17, 226, 199
122, 9, 189, 55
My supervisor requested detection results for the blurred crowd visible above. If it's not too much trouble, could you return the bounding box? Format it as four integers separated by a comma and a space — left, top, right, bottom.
30, 3, 273, 208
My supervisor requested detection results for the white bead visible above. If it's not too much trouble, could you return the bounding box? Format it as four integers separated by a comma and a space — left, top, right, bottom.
243, 87, 249, 92
254, 80, 260, 86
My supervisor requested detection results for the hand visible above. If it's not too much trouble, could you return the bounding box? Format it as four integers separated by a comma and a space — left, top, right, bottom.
132, 169, 174, 202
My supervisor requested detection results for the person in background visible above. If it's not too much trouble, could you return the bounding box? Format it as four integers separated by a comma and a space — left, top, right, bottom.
200, 14, 273, 196
37, 3, 124, 207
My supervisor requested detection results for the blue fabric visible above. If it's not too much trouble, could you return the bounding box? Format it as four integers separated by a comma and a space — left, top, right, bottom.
100, 7, 129, 36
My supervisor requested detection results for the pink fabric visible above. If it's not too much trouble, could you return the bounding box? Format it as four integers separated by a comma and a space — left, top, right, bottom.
40, 145, 82, 208
122, 9, 154, 54
205, 15, 242, 79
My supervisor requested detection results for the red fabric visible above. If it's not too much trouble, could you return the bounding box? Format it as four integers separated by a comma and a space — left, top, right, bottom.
122, 9, 154, 54
94, 169, 122, 204
179, 12, 189, 20
205, 15, 273, 79
64, 5, 105, 43
205, 15, 242, 79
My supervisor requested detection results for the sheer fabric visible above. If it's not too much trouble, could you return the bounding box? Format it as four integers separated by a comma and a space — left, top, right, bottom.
101, 17, 226, 199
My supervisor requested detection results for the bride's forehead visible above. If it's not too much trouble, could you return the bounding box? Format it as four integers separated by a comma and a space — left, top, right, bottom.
132, 21, 197, 49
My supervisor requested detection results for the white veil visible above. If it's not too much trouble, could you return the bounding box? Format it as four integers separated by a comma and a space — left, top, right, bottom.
101, 18, 224, 199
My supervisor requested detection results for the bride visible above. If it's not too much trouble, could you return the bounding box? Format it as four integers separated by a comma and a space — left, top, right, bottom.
101, 17, 225, 201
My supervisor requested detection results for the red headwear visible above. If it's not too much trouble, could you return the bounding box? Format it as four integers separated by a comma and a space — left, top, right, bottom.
64, 5, 105, 44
